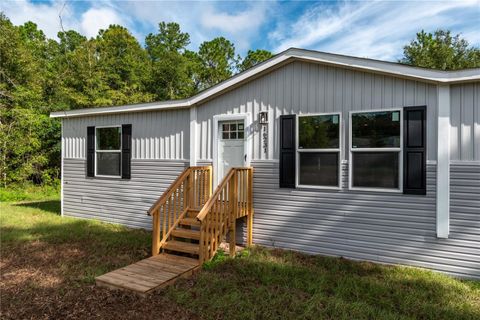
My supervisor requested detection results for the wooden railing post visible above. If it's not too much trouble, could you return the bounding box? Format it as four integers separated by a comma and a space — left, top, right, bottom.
152, 211, 160, 256
188, 170, 194, 209
246, 168, 253, 247
208, 166, 213, 198
229, 170, 238, 257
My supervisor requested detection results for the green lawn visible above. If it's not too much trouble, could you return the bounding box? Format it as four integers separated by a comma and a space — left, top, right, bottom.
1, 189, 479, 319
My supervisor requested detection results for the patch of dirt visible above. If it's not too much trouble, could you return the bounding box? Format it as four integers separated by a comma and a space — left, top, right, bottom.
0, 241, 199, 320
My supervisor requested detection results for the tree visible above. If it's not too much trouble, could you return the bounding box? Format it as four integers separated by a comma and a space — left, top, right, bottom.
0, 16, 57, 186
197, 37, 239, 89
401, 30, 480, 70
95, 25, 153, 105
145, 22, 196, 100
238, 49, 273, 72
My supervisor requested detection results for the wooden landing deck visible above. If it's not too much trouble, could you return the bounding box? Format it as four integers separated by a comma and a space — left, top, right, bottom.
96, 253, 199, 295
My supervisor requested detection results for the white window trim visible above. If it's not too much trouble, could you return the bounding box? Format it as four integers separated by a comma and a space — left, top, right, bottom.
295, 112, 342, 190
95, 125, 122, 178
348, 108, 403, 193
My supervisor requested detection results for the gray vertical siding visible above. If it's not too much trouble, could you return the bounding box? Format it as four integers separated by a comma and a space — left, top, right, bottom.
62, 108, 190, 160
63, 158, 188, 229
450, 83, 480, 161
250, 160, 479, 279
197, 61, 438, 162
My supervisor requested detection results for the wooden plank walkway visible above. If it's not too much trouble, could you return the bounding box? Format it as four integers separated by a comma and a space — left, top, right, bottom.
96, 253, 200, 296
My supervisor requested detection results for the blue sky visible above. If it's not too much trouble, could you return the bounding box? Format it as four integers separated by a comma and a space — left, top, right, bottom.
2, 0, 479, 61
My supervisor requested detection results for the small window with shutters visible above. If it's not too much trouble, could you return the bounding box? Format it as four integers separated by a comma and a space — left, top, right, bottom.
86, 124, 132, 179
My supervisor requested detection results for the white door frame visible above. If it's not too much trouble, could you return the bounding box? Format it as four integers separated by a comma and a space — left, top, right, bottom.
212, 113, 252, 186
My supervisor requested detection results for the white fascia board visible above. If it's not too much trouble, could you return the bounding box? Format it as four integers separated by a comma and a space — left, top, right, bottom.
288, 48, 480, 83
50, 48, 480, 119
436, 84, 451, 238
50, 99, 191, 118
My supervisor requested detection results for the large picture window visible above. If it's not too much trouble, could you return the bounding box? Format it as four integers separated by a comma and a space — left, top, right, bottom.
96, 126, 121, 177
350, 110, 402, 190
297, 113, 341, 187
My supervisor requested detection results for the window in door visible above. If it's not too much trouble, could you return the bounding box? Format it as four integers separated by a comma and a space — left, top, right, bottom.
221, 121, 244, 140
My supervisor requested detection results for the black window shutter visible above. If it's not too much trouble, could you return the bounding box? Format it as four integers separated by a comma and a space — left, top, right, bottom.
403, 106, 426, 195
86, 126, 95, 177
279, 115, 296, 188
121, 124, 132, 179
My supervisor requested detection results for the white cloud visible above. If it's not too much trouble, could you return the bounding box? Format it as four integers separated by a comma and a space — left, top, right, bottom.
1, 0, 132, 40
80, 7, 126, 38
199, 3, 269, 51
115, 1, 271, 53
270, 0, 480, 60
0, 0, 76, 39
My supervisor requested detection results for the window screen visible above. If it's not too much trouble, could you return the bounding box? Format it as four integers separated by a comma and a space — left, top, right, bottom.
352, 152, 399, 189
299, 152, 339, 186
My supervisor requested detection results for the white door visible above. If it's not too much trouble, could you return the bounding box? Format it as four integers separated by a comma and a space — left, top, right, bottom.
217, 120, 245, 184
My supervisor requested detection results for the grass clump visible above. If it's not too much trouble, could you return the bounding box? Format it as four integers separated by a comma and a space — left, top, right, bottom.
168, 246, 480, 320
0, 182, 60, 202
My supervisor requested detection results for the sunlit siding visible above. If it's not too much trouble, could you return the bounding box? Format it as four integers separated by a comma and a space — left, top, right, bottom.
62, 108, 190, 160
450, 82, 480, 161
197, 61, 438, 162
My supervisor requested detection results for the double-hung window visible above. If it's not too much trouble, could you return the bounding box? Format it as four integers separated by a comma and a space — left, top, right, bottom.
297, 113, 341, 188
349, 109, 402, 190
96, 126, 122, 177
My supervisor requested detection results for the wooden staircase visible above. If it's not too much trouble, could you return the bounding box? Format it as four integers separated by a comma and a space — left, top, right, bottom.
150, 166, 253, 263
96, 166, 253, 295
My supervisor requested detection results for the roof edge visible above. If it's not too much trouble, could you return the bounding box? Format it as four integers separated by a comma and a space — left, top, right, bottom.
51, 48, 480, 119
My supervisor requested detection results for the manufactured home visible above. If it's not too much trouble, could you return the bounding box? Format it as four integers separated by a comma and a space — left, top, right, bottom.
51, 48, 480, 280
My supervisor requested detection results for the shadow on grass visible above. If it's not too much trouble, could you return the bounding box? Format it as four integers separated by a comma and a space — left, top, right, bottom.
14, 200, 61, 215
167, 248, 480, 320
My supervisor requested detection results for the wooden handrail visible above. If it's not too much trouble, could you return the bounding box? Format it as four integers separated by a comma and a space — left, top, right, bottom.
148, 166, 211, 215
196, 168, 236, 222
197, 167, 253, 263
150, 166, 212, 255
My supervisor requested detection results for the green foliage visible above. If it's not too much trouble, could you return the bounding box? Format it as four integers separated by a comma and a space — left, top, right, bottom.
238, 49, 274, 72
401, 29, 480, 70
145, 22, 196, 100
202, 248, 228, 270
197, 37, 239, 89
0, 182, 59, 202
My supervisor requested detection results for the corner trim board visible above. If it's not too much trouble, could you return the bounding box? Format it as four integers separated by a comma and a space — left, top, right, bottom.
436, 84, 450, 238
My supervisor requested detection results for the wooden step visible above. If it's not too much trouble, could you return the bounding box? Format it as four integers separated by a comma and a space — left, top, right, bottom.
179, 217, 200, 227
163, 240, 199, 255
185, 209, 200, 218
171, 228, 201, 240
